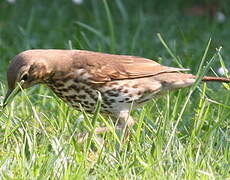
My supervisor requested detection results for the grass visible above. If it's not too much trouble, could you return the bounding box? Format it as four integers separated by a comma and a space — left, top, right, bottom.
0, 0, 230, 179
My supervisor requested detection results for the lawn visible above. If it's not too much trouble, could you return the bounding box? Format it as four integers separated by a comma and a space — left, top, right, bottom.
0, 0, 229, 179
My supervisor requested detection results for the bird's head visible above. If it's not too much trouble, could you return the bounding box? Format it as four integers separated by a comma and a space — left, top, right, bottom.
3, 50, 51, 107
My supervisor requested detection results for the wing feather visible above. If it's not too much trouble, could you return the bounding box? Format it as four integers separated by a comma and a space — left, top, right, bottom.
72, 50, 189, 83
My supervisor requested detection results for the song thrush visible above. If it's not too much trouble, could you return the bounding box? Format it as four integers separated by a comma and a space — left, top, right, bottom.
3, 49, 230, 138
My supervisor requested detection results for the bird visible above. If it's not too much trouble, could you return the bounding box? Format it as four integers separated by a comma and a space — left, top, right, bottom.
3, 49, 230, 140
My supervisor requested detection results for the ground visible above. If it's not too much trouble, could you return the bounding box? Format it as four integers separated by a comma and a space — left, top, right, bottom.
0, 0, 229, 179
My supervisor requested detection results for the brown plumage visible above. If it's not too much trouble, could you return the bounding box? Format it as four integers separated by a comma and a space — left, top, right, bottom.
3, 49, 230, 140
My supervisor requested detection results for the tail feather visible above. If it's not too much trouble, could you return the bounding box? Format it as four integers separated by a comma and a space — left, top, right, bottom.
202, 76, 230, 83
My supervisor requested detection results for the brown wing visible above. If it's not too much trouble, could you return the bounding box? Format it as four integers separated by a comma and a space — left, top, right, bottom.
73, 50, 189, 83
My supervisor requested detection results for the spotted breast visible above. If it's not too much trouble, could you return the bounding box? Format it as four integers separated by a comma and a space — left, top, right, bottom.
45, 68, 164, 115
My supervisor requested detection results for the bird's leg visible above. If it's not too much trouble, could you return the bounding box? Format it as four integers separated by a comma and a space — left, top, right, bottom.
77, 126, 110, 143
115, 110, 135, 143
77, 111, 134, 144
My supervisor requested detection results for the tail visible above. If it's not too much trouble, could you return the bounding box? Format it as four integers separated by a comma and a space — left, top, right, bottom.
202, 76, 230, 83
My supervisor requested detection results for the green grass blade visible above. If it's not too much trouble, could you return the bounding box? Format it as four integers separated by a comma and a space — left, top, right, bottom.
102, 0, 116, 53
157, 33, 183, 68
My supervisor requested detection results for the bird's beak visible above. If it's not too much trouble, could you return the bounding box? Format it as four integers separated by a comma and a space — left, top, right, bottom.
3, 89, 13, 109
2, 81, 25, 109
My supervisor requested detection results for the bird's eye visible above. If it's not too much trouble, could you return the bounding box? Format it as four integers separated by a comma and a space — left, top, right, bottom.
21, 73, 28, 81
